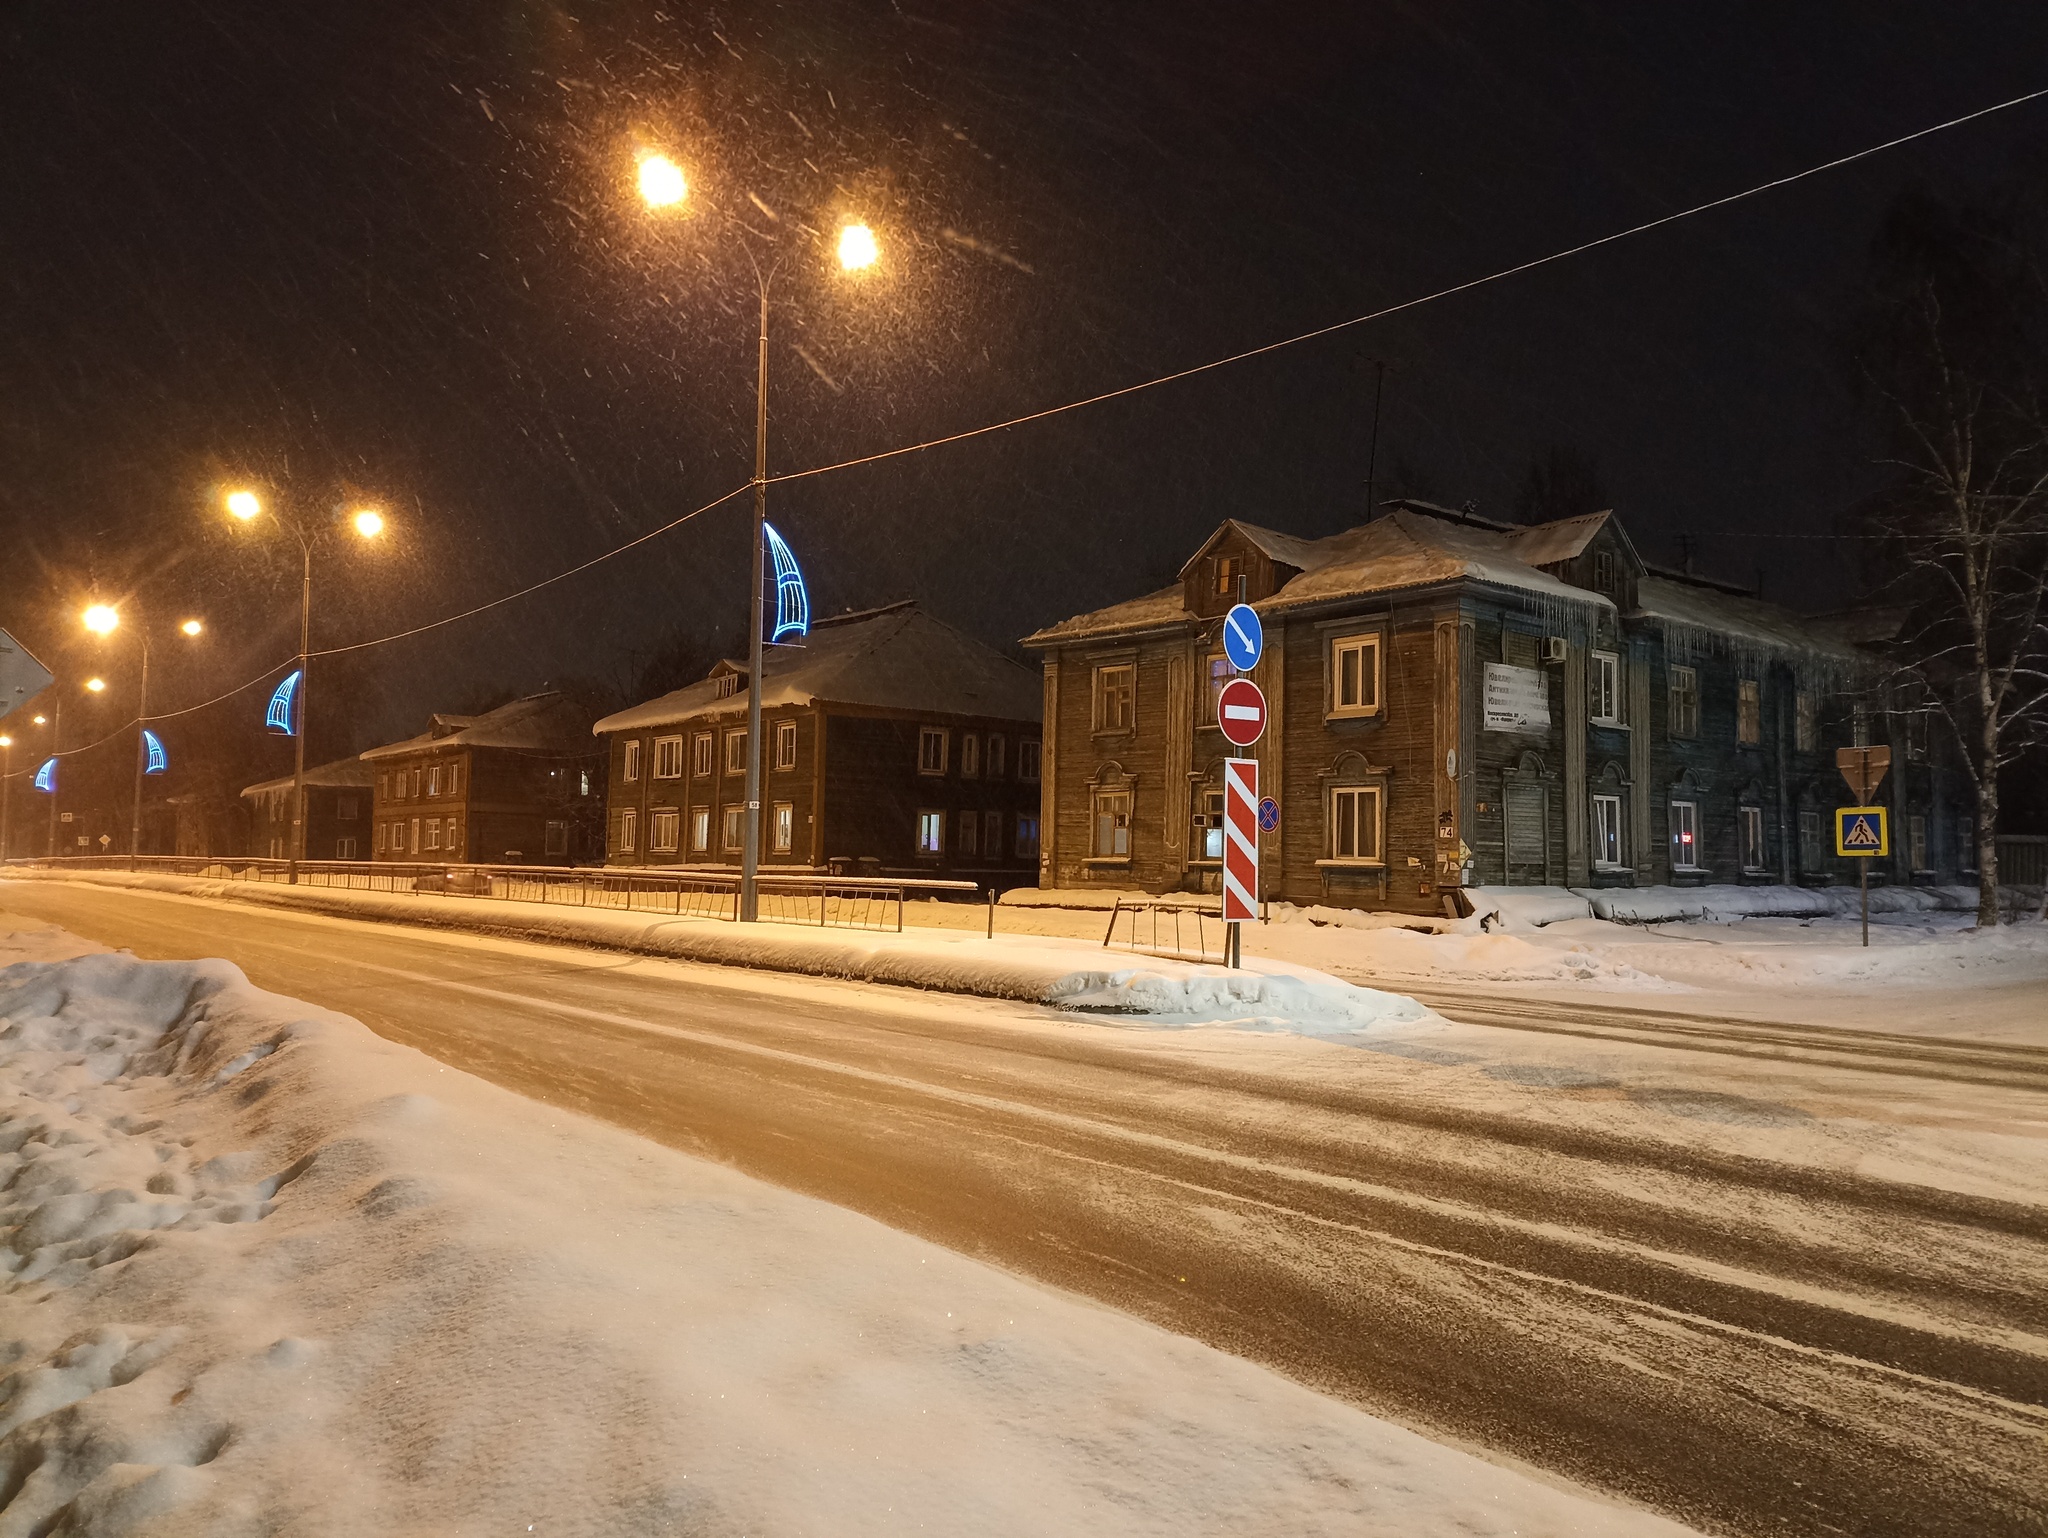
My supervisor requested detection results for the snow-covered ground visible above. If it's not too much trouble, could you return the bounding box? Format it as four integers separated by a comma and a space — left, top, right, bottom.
0, 922, 1698, 1536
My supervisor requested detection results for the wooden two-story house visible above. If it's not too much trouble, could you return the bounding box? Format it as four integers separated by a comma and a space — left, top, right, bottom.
1023, 500, 1952, 914
594, 602, 1043, 884
362, 691, 606, 864
239, 756, 374, 861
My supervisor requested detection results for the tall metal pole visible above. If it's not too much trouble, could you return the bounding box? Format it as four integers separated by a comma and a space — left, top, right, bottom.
742, 275, 769, 922
1365, 359, 1386, 514
45, 695, 61, 858
1, 740, 12, 864
289, 541, 311, 884
128, 634, 151, 870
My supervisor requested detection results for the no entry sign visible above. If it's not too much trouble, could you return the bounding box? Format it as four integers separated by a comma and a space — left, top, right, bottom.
1222, 759, 1259, 923
1216, 677, 1267, 747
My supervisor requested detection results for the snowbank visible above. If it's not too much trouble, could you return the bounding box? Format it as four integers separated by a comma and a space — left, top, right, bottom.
1, 870, 1430, 1038
0, 931, 1693, 1536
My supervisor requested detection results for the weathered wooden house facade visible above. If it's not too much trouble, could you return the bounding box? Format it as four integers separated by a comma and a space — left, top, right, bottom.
1023, 501, 1958, 915
362, 691, 605, 864
593, 602, 1042, 883
240, 756, 375, 861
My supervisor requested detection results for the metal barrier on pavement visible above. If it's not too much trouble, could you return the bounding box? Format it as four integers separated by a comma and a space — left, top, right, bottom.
1102, 897, 1227, 964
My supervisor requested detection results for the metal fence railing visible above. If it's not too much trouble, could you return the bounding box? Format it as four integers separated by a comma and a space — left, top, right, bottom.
7, 855, 978, 934
1102, 896, 1228, 964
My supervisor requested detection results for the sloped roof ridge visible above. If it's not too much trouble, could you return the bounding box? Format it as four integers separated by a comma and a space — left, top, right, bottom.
814, 598, 917, 630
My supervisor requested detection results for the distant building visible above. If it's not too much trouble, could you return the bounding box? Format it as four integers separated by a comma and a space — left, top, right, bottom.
1023, 500, 1955, 914
362, 691, 605, 864
240, 757, 375, 861
593, 602, 1042, 882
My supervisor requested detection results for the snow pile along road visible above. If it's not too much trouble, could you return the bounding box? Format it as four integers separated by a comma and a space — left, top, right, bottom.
0, 932, 1685, 1536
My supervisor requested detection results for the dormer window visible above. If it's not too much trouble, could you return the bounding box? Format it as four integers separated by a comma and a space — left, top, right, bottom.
1213, 555, 1242, 598
1593, 550, 1615, 595
714, 673, 740, 699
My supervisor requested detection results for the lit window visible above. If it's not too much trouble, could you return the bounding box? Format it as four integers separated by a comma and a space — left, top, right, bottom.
649, 809, 680, 853
1093, 664, 1135, 732
772, 802, 793, 854
1739, 805, 1765, 871
723, 805, 744, 851
692, 733, 713, 777
1203, 654, 1231, 725
917, 810, 944, 856
958, 810, 979, 857
1091, 789, 1131, 858
1196, 788, 1225, 860
1213, 554, 1241, 597
1737, 679, 1761, 746
623, 740, 642, 782
427, 765, 441, 798
654, 736, 685, 779
774, 720, 797, 771
1591, 653, 1623, 726
724, 730, 747, 776
617, 808, 637, 853
1592, 794, 1625, 867
1331, 634, 1380, 716
1019, 741, 1041, 782
1329, 785, 1382, 863
986, 734, 1006, 778
1668, 666, 1698, 740
691, 808, 710, 853
1671, 800, 1700, 869
918, 727, 948, 775
960, 734, 981, 779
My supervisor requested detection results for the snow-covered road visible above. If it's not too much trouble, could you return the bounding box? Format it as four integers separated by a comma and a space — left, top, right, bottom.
6, 879, 2045, 1537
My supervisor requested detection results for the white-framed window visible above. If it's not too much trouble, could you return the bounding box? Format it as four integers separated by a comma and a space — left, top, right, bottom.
1203, 653, 1231, 725
724, 730, 747, 776
545, 820, 569, 857
1795, 690, 1818, 753
1739, 805, 1765, 871
1091, 789, 1131, 858
617, 808, 637, 853
427, 764, 442, 797
917, 809, 945, 856
445, 818, 461, 855
986, 734, 1006, 779
1330, 633, 1381, 717
336, 837, 358, 860
1093, 664, 1136, 732
772, 802, 793, 854
654, 736, 685, 779
623, 740, 641, 783
960, 733, 981, 779
1668, 666, 1698, 740
447, 762, 460, 796
1019, 741, 1041, 782
1592, 794, 1625, 867
374, 823, 386, 854
691, 808, 710, 853
984, 811, 1002, 859
1328, 784, 1383, 863
722, 805, 744, 851
918, 727, 948, 775
1737, 679, 1761, 746
774, 719, 797, 771
958, 810, 979, 857
650, 808, 680, 853
692, 732, 714, 777
1670, 800, 1700, 869
424, 819, 441, 851
1016, 813, 1041, 859
1592, 549, 1616, 596
1591, 652, 1623, 726
1196, 788, 1225, 860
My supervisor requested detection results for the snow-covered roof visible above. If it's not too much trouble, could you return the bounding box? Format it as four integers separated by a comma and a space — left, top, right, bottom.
1633, 576, 1866, 664
594, 602, 1042, 735
1505, 511, 1612, 567
240, 755, 375, 799
1026, 507, 1613, 646
360, 692, 595, 762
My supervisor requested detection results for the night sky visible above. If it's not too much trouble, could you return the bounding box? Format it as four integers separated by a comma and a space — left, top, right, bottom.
3, 0, 2044, 752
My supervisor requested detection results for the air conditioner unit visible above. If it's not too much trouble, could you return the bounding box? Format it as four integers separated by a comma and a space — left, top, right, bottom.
1541, 637, 1569, 664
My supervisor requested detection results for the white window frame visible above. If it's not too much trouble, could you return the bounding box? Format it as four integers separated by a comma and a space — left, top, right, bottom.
772, 802, 794, 854
774, 719, 797, 772
444, 817, 461, 855
1591, 652, 1624, 727
649, 808, 681, 854
617, 808, 637, 853
427, 764, 442, 798
623, 740, 641, 783
722, 806, 745, 852
1093, 664, 1136, 733
1091, 789, 1132, 859
1326, 784, 1383, 865
1330, 633, 1382, 718
691, 807, 710, 853
1668, 665, 1698, 740
1739, 805, 1766, 871
918, 726, 949, 776
336, 836, 358, 860
374, 823, 386, 854
960, 733, 980, 779
724, 730, 747, 776
1592, 793, 1625, 868
653, 736, 685, 779
916, 809, 945, 856
692, 732, 714, 777
1196, 788, 1225, 861
1670, 799, 1701, 870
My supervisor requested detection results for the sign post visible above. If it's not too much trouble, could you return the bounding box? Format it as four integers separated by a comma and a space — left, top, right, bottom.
1216, 605, 1266, 968
1835, 746, 1893, 949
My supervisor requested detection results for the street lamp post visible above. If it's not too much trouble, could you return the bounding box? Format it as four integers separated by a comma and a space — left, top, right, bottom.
0, 734, 12, 864
83, 606, 204, 871
226, 491, 384, 883
636, 152, 878, 922
44, 696, 61, 858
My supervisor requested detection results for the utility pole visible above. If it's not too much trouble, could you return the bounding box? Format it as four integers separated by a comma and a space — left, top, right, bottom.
45, 696, 61, 858
1364, 360, 1387, 515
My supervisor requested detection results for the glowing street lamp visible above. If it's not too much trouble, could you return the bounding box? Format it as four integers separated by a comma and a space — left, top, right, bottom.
84, 676, 106, 693
83, 606, 205, 868
180, 618, 204, 637
82, 604, 120, 636
223, 486, 388, 880
634, 149, 882, 921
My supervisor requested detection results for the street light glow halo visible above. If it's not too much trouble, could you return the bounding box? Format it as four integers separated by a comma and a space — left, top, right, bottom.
352, 508, 385, 538
226, 489, 263, 521
85, 677, 106, 693
837, 222, 880, 271
81, 604, 120, 636
181, 618, 204, 636
638, 153, 688, 209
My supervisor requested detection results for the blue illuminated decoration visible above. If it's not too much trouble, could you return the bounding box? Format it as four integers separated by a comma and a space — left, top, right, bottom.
143, 730, 167, 775
764, 522, 810, 642
32, 758, 56, 794
266, 670, 301, 735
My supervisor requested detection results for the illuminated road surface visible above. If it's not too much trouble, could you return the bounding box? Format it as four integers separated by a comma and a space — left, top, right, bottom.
4, 880, 2043, 1538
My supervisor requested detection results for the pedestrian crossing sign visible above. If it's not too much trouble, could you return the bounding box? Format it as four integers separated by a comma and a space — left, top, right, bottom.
1835, 806, 1889, 858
